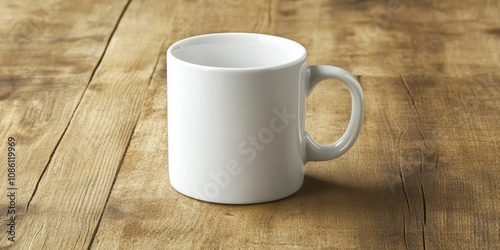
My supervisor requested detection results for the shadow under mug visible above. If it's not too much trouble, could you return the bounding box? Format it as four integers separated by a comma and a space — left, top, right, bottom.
167, 33, 364, 204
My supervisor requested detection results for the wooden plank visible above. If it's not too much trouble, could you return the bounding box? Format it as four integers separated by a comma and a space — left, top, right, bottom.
397, 74, 500, 249
0, 0, 130, 247
0, 0, 194, 248
228, 0, 499, 76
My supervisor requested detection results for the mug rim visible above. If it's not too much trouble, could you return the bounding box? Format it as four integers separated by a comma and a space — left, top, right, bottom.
167, 32, 307, 71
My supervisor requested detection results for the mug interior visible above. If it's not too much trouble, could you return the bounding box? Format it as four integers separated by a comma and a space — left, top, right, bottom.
168, 33, 306, 69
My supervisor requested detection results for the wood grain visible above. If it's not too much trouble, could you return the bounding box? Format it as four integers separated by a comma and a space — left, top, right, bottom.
1, 0, 499, 248
0, 0, 190, 248
0, 0, 130, 247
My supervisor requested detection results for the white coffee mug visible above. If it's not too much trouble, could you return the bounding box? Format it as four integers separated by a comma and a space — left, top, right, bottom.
167, 33, 364, 204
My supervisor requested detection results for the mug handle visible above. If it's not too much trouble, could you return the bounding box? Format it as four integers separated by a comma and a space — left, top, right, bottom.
305, 65, 365, 162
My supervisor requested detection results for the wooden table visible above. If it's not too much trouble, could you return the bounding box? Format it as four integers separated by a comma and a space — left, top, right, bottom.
1, 0, 499, 248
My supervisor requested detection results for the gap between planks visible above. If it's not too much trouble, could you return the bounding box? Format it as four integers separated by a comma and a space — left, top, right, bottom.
86, 36, 167, 250
22, 0, 132, 228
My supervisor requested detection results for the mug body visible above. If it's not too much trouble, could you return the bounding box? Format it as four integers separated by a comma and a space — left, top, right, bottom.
167, 33, 308, 204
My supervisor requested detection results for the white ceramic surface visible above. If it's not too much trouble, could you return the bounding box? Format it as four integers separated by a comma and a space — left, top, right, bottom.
167, 33, 364, 204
